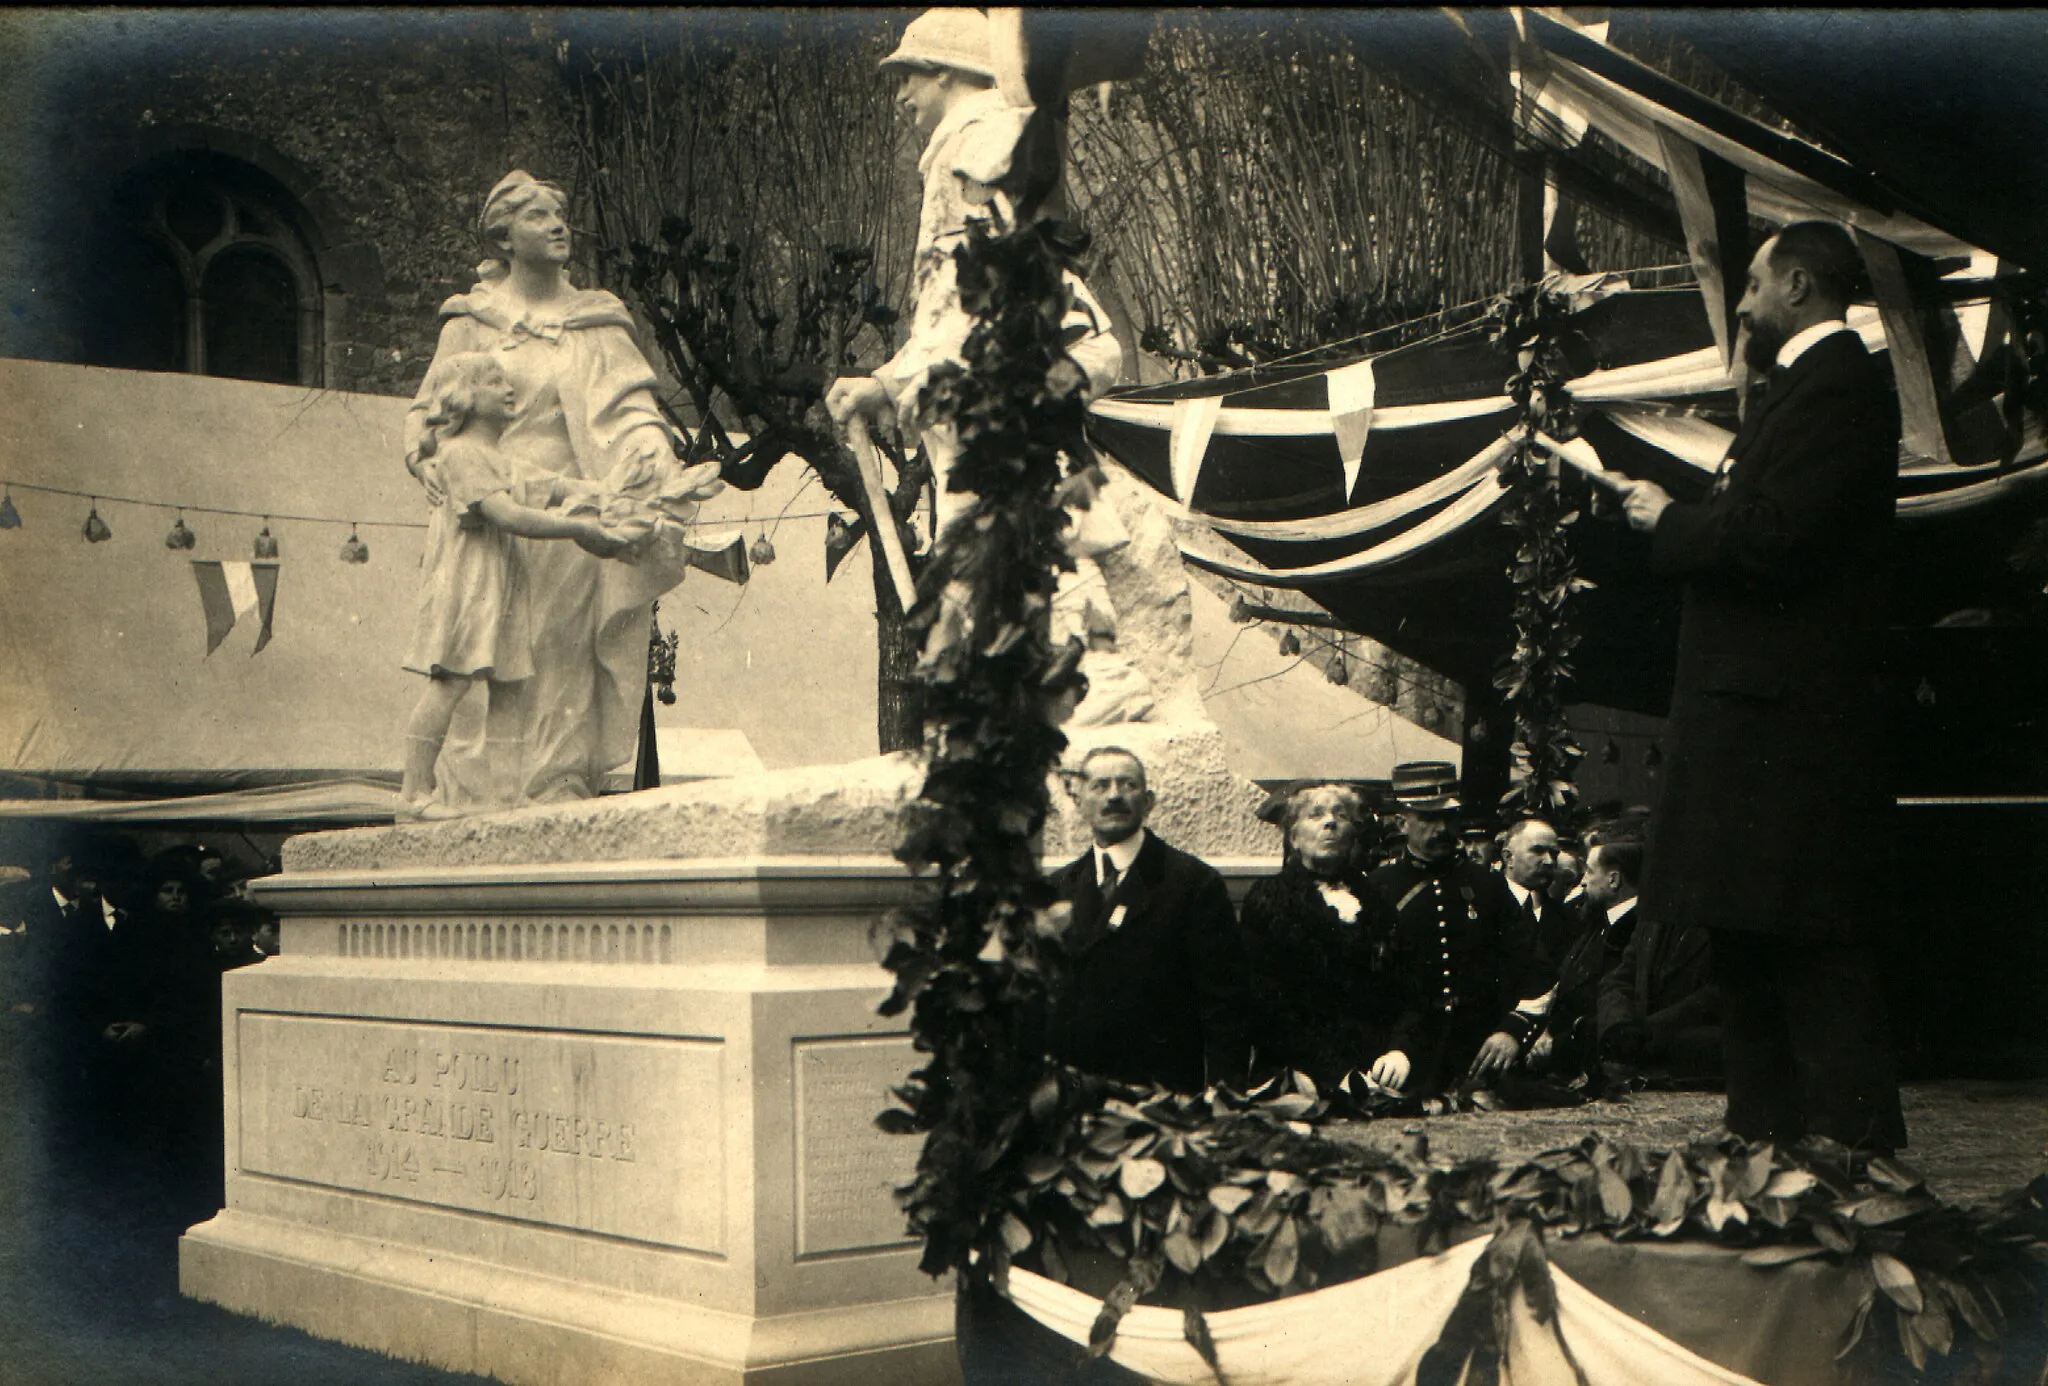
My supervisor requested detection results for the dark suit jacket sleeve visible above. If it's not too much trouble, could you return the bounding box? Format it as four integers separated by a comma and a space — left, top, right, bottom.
1645, 981, 1721, 1042
1187, 867, 1254, 1089
1597, 924, 1644, 1037
1651, 374, 1894, 594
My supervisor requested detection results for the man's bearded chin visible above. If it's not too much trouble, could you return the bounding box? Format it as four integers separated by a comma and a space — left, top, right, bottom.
1741, 321, 1787, 374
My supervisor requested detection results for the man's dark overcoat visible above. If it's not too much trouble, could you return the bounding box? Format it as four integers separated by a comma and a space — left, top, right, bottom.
1045, 831, 1253, 1093
1545, 898, 1633, 1074
1597, 912, 1720, 1067
1642, 330, 1898, 942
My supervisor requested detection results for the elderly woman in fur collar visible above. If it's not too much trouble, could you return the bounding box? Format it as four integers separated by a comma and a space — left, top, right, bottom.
1239, 782, 1398, 1089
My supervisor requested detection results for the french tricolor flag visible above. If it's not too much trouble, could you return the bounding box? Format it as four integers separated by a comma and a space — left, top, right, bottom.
190, 559, 279, 655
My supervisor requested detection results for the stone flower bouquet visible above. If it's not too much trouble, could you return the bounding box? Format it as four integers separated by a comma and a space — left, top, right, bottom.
560, 457, 728, 609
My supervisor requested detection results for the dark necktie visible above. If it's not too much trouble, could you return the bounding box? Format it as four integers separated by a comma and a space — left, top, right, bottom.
1099, 855, 1120, 900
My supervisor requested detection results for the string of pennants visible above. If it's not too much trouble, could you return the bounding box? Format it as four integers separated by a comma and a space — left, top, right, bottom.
0, 476, 875, 657
1091, 299, 2048, 591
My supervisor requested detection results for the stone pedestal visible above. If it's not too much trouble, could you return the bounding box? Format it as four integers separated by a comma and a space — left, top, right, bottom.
181, 743, 1278, 1384
180, 764, 962, 1386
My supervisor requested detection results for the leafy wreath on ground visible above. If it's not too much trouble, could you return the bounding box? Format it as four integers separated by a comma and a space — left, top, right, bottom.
874, 214, 2048, 1382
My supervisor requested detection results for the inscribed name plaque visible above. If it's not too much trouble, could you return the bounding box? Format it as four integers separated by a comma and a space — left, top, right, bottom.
237, 1013, 726, 1252
793, 1034, 921, 1257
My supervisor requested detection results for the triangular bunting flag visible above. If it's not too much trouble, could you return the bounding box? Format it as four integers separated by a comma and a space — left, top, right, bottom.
1168, 395, 1223, 503
249, 560, 278, 654
1326, 359, 1376, 502
683, 533, 751, 586
191, 559, 279, 655
824, 512, 868, 583
191, 560, 236, 655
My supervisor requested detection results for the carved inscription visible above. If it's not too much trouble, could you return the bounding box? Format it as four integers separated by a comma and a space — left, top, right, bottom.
239, 1014, 723, 1252
793, 1035, 921, 1257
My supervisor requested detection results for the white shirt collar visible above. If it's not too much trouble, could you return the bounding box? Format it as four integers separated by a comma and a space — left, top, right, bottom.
1097, 829, 1146, 884
1605, 896, 1639, 925
1777, 319, 1851, 370
54, 885, 117, 928
1505, 878, 1538, 909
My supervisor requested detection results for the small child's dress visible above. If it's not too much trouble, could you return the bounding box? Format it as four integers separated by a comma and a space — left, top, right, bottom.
404, 435, 545, 681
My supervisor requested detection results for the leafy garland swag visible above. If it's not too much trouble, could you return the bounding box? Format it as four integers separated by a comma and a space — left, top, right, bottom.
877, 234, 2048, 1381
1484, 281, 1591, 825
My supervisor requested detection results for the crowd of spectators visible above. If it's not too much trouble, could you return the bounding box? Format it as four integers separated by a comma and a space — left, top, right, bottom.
1046, 750, 1720, 1114
0, 831, 278, 1158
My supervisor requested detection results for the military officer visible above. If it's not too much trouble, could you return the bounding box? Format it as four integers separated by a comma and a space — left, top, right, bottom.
1364, 763, 1554, 1101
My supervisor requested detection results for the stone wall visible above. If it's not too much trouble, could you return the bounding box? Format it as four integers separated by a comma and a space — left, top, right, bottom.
0, 9, 579, 396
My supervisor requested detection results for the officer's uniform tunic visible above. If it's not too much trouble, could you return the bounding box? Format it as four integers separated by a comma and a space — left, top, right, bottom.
1367, 853, 1552, 1098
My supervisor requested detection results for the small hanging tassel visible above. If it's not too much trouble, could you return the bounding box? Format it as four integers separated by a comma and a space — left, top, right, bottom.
165, 513, 196, 549
338, 525, 370, 564
82, 500, 112, 543
253, 521, 279, 558
749, 533, 777, 566
0, 490, 20, 529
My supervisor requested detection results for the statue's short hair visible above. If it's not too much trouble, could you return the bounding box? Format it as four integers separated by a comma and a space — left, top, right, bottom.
418, 352, 507, 456
1766, 221, 1869, 310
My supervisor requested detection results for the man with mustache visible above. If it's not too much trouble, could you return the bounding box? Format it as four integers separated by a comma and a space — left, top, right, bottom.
1043, 747, 1252, 1092
1609, 221, 1906, 1152
1364, 763, 1553, 1104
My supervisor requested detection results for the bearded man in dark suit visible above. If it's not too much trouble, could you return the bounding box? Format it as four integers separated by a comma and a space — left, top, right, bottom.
1613, 220, 1905, 1151
1044, 747, 1252, 1092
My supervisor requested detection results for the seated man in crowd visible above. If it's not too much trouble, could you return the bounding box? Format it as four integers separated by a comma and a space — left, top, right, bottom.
1598, 850, 1723, 1085
1531, 832, 1646, 1083
1363, 763, 1554, 1105
1045, 747, 1253, 1093
1500, 817, 1574, 963
1549, 837, 1585, 907
1239, 781, 1397, 1088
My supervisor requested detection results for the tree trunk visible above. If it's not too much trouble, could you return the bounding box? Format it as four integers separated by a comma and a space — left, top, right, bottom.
871, 529, 924, 753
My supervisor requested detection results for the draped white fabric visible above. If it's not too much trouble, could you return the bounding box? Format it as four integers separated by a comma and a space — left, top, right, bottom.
1526, 34, 1973, 264
1002, 1238, 1766, 1386
1187, 432, 1518, 543
1178, 476, 1505, 585
1602, 409, 1731, 473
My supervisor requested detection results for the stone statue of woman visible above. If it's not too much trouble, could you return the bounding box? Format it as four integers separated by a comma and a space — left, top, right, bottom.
404, 170, 717, 808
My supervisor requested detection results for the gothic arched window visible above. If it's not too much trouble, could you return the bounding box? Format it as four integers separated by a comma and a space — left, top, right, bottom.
86, 152, 322, 386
